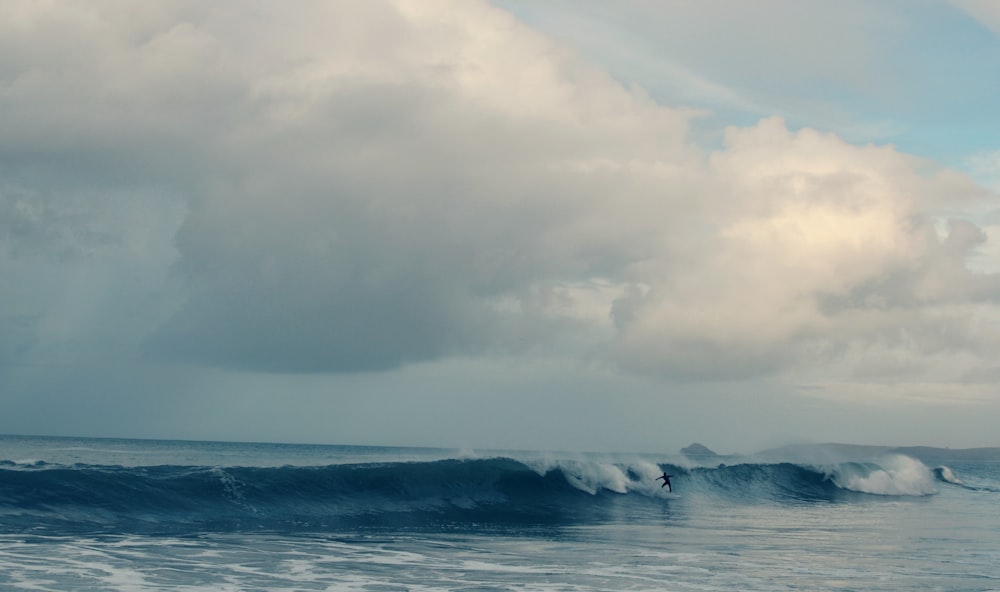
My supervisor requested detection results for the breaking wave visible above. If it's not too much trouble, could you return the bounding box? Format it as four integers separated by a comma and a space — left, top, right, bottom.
0, 455, 950, 535
824, 455, 937, 496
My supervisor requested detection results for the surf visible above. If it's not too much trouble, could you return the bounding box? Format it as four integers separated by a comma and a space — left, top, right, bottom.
0, 453, 960, 536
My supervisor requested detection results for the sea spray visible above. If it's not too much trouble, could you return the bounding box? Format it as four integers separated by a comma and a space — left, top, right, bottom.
826, 455, 937, 496
524, 457, 669, 495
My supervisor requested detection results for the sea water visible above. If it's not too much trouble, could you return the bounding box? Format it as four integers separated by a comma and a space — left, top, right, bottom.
1, 435, 998, 591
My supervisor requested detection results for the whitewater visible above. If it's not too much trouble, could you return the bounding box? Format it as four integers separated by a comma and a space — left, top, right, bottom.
1, 435, 998, 591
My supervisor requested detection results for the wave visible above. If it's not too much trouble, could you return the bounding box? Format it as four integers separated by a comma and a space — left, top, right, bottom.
0, 455, 947, 535
934, 465, 965, 486
826, 455, 938, 496
933, 464, 1000, 492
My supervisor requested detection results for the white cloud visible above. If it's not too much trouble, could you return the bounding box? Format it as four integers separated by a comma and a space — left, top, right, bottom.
496, 0, 917, 146
1, 0, 998, 403
951, 0, 1000, 36
612, 118, 996, 381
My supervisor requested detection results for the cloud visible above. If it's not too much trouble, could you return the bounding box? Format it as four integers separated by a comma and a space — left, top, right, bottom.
2, 0, 998, 393
952, 0, 1000, 36
139, 0, 699, 372
610, 120, 997, 380
497, 0, 924, 144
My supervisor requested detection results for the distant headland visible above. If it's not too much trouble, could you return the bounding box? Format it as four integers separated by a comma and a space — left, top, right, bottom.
756, 443, 1000, 463
677, 442, 1000, 462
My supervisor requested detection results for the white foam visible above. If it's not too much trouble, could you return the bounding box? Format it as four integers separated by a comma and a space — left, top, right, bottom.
525, 457, 671, 496
562, 462, 629, 494
832, 455, 937, 496
936, 465, 962, 485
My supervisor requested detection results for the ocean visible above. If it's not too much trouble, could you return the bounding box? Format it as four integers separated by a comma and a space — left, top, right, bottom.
1, 435, 998, 591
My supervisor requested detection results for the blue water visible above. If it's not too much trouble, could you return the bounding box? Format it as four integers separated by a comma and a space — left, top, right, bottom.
1, 435, 998, 591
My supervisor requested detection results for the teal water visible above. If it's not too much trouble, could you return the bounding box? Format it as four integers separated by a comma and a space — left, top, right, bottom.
1, 435, 997, 591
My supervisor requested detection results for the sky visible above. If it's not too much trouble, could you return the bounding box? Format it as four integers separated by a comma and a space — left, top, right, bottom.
2, 0, 1000, 454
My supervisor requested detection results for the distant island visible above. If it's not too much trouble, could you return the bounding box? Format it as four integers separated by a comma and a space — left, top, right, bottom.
680, 443, 719, 457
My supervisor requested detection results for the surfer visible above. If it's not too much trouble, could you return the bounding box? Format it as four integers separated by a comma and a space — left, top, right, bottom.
656, 473, 673, 492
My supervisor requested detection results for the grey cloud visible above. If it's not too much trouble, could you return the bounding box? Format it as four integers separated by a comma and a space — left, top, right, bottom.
0, 187, 116, 259
3, 0, 999, 390
125, 2, 697, 374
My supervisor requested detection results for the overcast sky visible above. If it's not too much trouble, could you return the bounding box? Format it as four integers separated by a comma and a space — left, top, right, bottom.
2, 0, 1000, 454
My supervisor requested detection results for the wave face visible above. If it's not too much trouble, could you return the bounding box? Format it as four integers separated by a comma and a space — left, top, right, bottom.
0, 456, 945, 535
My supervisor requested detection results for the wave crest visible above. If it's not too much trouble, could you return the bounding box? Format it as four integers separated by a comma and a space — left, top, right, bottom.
0, 454, 945, 535
824, 455, 937, 496
524, 458, 665, 495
